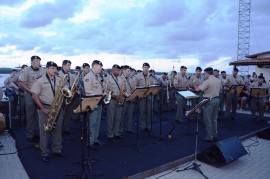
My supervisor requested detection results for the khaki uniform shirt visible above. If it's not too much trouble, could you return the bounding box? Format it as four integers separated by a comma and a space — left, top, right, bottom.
199, 75, 222, 98
121, 74, 135, 96
134, 72, 155, 87
106, 74, 124, 96
220, 77, 230, 91
4, 75, 18, 85
58, 70, 73, 89
174, 74, 188, 90
84, 70, 103, 96
19, 66, 46, 89
160, 78, 169, 91
189, 75, 204, 87
31, 74, 61, 105
227, 75, 244, 86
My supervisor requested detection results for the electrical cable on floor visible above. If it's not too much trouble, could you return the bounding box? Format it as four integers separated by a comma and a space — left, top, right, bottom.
243, 137, 260, 155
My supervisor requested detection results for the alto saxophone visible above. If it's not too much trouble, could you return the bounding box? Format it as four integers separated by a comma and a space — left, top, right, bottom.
44, 74, 72, 132
118, 81, 128, 106
103, 79, 112, 104
65, 71, 79, 105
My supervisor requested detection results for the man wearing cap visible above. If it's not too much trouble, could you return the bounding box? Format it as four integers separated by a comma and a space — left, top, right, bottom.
168, 71, 177, 111
225, 68, 244, 120
134, 62, 155, 131
4, 69, 19, 117
82, 63, 90, 76
120, 65, 136, 134
105, 64, 125, 141
31, 61, 65, 162
19, 55, 46, 142
159, 72, 169, 111
248, 76, 270, 122
84, 60, 104, 149
58, 60, 74, 133
193, 67, 222, 142
174, 66, 189, 123
149, 69, 159, 112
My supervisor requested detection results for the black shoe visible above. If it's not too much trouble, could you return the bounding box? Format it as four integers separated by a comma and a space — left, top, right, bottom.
107, 137, 116, 143
41, 156, 49, 162
53, 152, 65, 158
88, 145, 98, 150
126, 131, 135, 134
94, 141, 106, 146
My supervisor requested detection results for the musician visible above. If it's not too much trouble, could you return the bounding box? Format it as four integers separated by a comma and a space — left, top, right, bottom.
31, 61, 65, 162
84, 60, 104, 149
4, 69, 19, 117
120, 65, 135, 134
134, 62, 155, 131
58, 60, 73, 134
189, 67, 204, 107
19, 55, 45, 142
225, 68, 244, 120
220, 71, 229, 112
174, 66, 189, 123
249, 76, 270, 122
82, 63, 90, 76
168, 71, 177, 111
150, 69, 159, 112
213, 69, 220, 78
193, 67, 222, 142
160, 72, 169, 111
18, 65, 28, 122
105, 64, 125, 142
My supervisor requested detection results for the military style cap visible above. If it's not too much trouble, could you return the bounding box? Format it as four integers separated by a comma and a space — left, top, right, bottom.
143, 62, 150, 68
82, 63, 90, 68
149, 69, 155, 73
31, 55, 41, 61
162, 72, 168, 75
122, 65, 132, 70
46, 61, 58, 68
258, 75, 265, 80
180, 66, 187, 69
137, 70, 142, 73
204, 67, 213, 73
196, 67, 202, 71
214, 69, 219, 72
62, 60, 71, 65
92, 60, 103, 66
221, 71, 226, 74
233, 67, 239, 72
75, 66, 81, 70
112, 64, 121, 69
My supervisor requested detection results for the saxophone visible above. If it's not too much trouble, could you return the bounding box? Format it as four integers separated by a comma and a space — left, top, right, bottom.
44, 74, 72, 132
118, 81, 128, 106
65, 71, 79, 105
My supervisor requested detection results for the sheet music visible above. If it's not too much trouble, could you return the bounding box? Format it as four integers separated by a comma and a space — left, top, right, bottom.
178, 90, 199, 99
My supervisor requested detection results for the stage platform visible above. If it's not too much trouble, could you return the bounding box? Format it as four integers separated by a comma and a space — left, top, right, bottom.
11, 110, 270, 179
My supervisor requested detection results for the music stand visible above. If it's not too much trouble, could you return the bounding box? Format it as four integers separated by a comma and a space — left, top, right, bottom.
69, 95, 102, 177
178, 90, 199, 134
143, 85, 161, 134
250, 88, 268, 98
126, 87, 148, 153
228, 85, 244, 94
177, 98, 210, 179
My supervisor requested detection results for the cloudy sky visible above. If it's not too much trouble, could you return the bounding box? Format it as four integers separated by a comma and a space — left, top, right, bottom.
0, 0, 269, 73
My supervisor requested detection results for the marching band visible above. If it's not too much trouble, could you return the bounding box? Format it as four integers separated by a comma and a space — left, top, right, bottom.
2, 55, 270, 162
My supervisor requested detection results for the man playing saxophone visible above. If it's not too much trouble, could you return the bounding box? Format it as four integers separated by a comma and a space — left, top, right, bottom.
58, 60, 74, 134
106, 64, 125, 142
31, 61, 65, 163
83, 60, 105, 150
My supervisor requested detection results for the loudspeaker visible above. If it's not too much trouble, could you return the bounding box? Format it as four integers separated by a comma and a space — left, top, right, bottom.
197, 136, 247, 167
257, 128, 270, 140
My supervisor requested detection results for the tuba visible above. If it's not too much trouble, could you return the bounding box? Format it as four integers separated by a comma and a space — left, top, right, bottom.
44, 74, 72, 132
65, 71, 79, 105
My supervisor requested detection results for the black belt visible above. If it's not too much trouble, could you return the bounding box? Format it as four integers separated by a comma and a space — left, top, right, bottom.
42, 103, 51, 107
203, 96, 219, 100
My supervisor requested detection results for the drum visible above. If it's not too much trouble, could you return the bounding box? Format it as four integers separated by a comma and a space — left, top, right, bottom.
0, 113, 5, 135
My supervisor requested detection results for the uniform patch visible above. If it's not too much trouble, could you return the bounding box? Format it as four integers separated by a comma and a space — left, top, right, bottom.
85, 79, 89, 82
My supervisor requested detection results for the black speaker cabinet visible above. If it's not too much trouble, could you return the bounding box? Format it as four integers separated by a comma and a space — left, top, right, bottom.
197, 136, 247, 167
257, 127, 270, 140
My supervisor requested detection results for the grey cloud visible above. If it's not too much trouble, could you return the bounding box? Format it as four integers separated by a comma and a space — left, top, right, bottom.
20, 0, 83, 28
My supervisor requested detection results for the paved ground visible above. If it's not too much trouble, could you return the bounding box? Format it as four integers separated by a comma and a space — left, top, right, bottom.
0, 131, 29, 179
0, 109, 269, 179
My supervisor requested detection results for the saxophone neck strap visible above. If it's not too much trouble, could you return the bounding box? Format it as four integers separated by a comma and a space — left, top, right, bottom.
46, 73, 56, 96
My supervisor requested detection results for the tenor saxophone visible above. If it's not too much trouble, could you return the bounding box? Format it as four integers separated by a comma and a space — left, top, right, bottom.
44, 74, 72, 132
118, 81, 128, 106
65, 71, 79, 105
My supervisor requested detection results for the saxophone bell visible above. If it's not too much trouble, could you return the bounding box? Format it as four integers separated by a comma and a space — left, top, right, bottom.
61, 87, 72, 98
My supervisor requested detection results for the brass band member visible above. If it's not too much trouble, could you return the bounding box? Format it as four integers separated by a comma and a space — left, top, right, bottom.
174, 66, 188, 123
31, 61, 65, 162
120, 65, 136, 134
134, 62, 155, 131
168, 71, 177, 111
249, 76, 270, 122
220, 71, 229, 112
193, 67, 222, 142
106, 64, 125, 142
83, 60, 104, 150
58, 60, 73, 133
19, 56, 45, 142
189, 67, 203, 107
225, 68, 244, 120
160, 72, 169, 111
